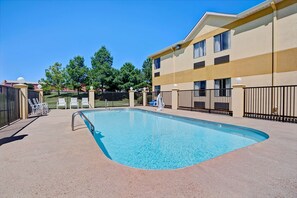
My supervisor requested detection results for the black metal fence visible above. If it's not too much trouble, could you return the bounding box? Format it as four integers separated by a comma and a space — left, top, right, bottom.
145, 91, 172, 108
161, 91, 172, 108
28, 90, 39, 114
244, 85, 297, 123
44, 91, 88, 109
0, 85, 20, 128
134, 91, 143, 106
95, 92, 129, 108
146, 92, 158, 106
178, 89, 232, 115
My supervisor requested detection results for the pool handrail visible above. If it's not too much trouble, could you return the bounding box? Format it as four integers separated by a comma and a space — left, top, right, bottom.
72, 111, 95, 133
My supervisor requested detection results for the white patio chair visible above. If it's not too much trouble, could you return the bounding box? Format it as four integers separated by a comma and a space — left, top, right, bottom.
28, 99, 42, 115
36, 98, 48, 106
57, 98, 67, 109
70, 98, 79, 109
81, 97, 90, 108
36, 98, 49, 113
33, 98, 48, 115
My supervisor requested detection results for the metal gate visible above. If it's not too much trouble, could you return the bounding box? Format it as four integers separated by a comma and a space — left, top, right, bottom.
160, 91, 172, 108
244, 85, 297, 123
28, 90, 39, 114
94, 92, 129, 108
178, 89, 232, 116
0, 85, 20, 128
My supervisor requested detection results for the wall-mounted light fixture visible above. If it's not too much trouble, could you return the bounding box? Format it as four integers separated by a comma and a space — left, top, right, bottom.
17, 77, 25, 84
175, 44, 181, 50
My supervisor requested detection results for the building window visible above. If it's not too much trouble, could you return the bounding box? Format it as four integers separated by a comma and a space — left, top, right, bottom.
154, 85, 161, 92
193, 61, 205, 69
214, 31, 231, 52
194, 81, 206, 97
193, 40, 206, 58
154, 58, 161, 69
214, 78, 231, 97
214, 55, 230, 65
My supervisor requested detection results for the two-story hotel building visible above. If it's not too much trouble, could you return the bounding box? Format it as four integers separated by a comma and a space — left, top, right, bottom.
150, 0, 297, 92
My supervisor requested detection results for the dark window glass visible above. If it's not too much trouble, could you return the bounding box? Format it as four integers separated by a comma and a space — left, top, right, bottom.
194, 81, 206, 97
154, 85, 161, 92
193, 40, 206, 58
214, 31, 230, 52
154, 58, 161, 69
154, 72, 160, 77
214, 78, 231, 97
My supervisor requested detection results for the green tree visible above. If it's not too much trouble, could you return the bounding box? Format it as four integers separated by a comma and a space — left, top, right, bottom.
65, 56, 88, 95
108, 68, 120, 91
40, 62, 65, 95
116, 62, 142, 91
38, 81, 51, 95
25, 83, 35, 90
141, 58, 152, 88
90, 46, 115, 92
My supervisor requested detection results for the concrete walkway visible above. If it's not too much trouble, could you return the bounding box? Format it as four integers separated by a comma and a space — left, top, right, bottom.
0, 108, 296, 198
0, 117, 38, 141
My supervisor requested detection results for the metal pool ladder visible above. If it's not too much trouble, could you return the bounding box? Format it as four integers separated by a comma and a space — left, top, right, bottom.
72, 111, 95, 133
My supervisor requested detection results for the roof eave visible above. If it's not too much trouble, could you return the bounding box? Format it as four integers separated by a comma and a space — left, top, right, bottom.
237, 0, 283, 18
184, 12, 237, 42
148, 40, 184, 58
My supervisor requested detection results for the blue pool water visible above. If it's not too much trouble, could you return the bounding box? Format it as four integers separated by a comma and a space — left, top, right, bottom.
82, 109, 268, 170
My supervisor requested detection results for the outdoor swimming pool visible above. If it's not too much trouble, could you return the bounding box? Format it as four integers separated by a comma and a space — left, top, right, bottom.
81, 109, 268, 170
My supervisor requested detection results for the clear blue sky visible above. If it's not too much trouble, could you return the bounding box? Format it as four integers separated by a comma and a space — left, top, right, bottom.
0, 0, 264, 83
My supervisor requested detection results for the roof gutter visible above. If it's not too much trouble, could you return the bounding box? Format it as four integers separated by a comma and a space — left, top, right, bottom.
237, 0, 282, 18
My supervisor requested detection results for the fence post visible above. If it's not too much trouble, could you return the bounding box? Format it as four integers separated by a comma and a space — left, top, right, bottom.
13, 83, 28, 119
36, 89, 44, 103
129, 90, 135, 107
172, 89, 179, 110
142, 90, 147, 106
232, 84, 246, 117
89, 89, 95, 108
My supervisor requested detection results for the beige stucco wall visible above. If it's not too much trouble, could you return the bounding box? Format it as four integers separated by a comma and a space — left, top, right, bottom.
157, 69, 297, 91
276, 3, 297, 51
160, 82, 192, 91
157, 53, 173, 76
232, 14, 273, 60
157, 73, 276, 91
275, 71, 297, 85
187, 15, 236, 41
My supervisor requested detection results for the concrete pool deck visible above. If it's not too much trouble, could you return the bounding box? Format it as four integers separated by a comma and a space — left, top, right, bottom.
0, 107, 296, 197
